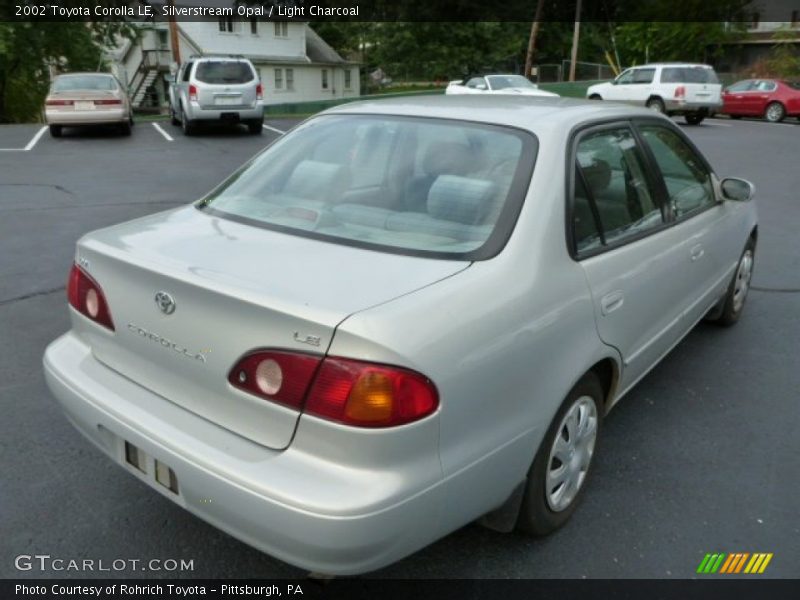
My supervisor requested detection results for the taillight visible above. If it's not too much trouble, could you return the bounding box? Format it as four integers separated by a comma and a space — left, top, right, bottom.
305, 357, 438, 428
674, 85, 686, 99
229, 351, 322, 409
228, 352, 439, 428
189, 84, 198, 102
67, 263, 115, 331
94, 99, 122, 105
46, 99, 73, 106
256, 83, 263, 100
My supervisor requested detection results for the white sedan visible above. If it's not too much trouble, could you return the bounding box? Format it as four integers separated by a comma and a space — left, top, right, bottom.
446, 74, 559, 97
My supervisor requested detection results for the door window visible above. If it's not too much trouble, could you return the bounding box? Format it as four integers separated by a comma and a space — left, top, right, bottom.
638, 125, 715, 218
632, 68, 655, 84
575, 127, 663, 248
615, 70, 634, 85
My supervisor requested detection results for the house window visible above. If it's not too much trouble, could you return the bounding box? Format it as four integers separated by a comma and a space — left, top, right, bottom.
751, 12, 760, 28
792, 10, 799, 27
344, 69, 352, 89
219, 17, 235, 33
286, 68, 294, 90
274, 22, 288, 37
157, 30, 168, 49
274, 68, 283, 90
322, 69, 329, 89
250, 18, 258, 35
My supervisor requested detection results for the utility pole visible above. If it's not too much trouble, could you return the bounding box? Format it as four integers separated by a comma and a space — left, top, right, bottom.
569, 0, 582, 82
166, 0, 181, 65
523, 0, 545, 81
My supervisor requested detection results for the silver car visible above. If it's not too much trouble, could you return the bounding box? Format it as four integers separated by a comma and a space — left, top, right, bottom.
43, 96, 758, 575
44, 73, 134, 137
169, 55, 264, 135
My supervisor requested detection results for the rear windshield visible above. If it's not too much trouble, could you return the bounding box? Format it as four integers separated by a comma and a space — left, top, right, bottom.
194, 61, 254, 84
52, 75, 117, 92
487, 75, 537, 90
660, 67, 719, 84
199, 115, 537, 260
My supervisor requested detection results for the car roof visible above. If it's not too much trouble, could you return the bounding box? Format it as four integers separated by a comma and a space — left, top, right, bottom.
55, 72, 115, 78
636, 63, 714, 68
323, 95, 662, 134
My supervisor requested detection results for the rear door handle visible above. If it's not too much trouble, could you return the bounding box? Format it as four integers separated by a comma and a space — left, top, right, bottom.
600, 290, 624, 315
691, 244, 705, 262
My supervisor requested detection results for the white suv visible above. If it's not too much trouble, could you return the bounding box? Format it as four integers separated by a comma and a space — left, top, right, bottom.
169, 55, 264, 135
586, 63, 722, 125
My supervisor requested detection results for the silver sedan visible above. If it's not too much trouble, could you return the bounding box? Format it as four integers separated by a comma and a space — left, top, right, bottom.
43, 96, 758, 575
44, 73, 133, 137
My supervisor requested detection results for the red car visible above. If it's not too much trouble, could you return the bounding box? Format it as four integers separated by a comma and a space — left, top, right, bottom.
721, 79, 800, 122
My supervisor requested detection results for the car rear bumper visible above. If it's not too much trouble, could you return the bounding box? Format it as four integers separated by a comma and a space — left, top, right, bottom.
664, 99, 723, 113
42, 332, 445, 575
46, 108, 128, 125
185, 101, 263, 122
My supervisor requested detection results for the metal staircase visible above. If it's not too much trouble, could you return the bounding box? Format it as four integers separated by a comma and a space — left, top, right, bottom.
129, 50, 170, 109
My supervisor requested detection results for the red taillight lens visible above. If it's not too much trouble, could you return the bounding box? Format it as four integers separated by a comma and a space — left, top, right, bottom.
94, 99, 122, 105
305, 357, 438, 428
46, 99, 74, 106
189, 84, 198, 101
256, 83, 263, 100
675, 85, 686, 99
229, 351, 322, 409
67, 263, 115, 331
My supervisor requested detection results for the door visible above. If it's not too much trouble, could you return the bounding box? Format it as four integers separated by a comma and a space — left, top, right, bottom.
572, 124, 697, 392
629, 67, 656, 106
746, 80, 777, 116
722, 80, 753, 114
605, 68, 635, 102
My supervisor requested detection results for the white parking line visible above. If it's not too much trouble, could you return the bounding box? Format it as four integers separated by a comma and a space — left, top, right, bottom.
152, 122, 174, 142
262, 123, 286, 135
704, 121, 732, 127
0, 126, 48, 152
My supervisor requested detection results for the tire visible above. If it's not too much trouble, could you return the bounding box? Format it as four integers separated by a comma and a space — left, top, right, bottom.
685, 113, 705, 125
517, 372, 603, 536
588, 94, 602, 101
764, 101, 785, 123
730, 114, 742, 120
181, 106, 195, 136
646, 97, 666, 114
710, 238, 756, 327
248, 119, 264, 134
170, 105, 180, 126
48, 125, 62, 138
119, 121, 132, 136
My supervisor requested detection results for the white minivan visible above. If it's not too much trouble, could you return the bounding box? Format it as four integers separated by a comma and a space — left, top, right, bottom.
586, 63, 722, 125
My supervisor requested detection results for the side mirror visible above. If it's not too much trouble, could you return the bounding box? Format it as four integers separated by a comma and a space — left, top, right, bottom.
720, 177, 754, 202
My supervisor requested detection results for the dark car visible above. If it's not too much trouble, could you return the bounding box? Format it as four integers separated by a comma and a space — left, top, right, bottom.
721, 79, 800, 123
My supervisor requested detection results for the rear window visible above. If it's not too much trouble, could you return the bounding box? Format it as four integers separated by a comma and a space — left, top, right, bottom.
52, 75, 117, 92
194, 61, 254, 84
660, 67, 719, 84
199, 115, 537, 260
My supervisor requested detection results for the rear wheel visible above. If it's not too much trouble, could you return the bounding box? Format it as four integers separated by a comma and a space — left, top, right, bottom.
517, 372, 603, 536
170, 104, 180, 126
181, 106, 195, 136
685, 113, 705, 125
646, 97, 666, 114
248, 119, 264, 134
588, 94, 602, 101
765, 102, 785, 123
48, 125, 62, 138
730, 114, 742, 120
119, 121, 132, 136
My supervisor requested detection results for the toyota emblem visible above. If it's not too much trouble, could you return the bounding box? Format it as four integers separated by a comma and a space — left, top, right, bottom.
154, 291, 176, 315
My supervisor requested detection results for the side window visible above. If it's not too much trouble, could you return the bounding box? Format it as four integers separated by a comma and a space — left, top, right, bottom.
616, 69, 634, 84
755, 80, 777, 92
572, 169, 602, 253
466, 77, 485, 89
638, 125, 715, 218
182, 62, 193, 82
632, 68, 655, 84
576, 127, 663, 246
727, 80, 754, 92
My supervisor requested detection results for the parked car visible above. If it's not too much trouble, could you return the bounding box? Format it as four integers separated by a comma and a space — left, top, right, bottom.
586, 63, 723, 125
44, 73, 133, 137
43, 96, 757, 576
169, 55, 264, 135
721, 79, 800, 122
447, 74, 558, 97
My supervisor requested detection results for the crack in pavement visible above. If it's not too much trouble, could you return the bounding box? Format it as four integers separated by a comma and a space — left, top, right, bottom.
0, 183, 75, 196
751, 286, 800, 294
0, 286, 65, 307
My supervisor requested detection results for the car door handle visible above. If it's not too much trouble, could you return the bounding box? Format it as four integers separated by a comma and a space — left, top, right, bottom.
600, 291, 624, 315
691, 244, 705, 262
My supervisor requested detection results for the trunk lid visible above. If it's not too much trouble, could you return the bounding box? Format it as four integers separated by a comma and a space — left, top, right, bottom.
75, 206, 468, 449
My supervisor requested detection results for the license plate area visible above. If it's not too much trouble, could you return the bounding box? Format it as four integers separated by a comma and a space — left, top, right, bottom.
75, 100, 95, 111
215, 96, 241, 106
124, 440, 179, 495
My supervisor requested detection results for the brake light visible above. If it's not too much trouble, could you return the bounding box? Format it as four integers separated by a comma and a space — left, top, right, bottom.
67, 263, 115, 331
256, 83, 263, 100
674, 85, 686, 99
189, 84, 198, 102
46, 99, 74, 106
228, 352, 439, 428
94, 99, 122, 105
229, 351, 322, 409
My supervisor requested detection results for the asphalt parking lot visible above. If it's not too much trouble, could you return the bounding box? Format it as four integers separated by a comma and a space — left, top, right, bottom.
1, 114, 798, 579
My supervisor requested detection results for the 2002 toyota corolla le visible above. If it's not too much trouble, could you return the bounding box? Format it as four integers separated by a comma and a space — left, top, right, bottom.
43, 96, 758, 575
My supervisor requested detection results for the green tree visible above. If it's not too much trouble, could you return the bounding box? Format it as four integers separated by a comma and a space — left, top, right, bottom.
0, 22, 135, 123
766, 29, 800, 79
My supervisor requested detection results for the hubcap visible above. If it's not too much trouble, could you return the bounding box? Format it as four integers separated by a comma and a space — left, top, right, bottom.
648, 101, 663, 113
732, 250, 753, 313
766, 104, 782, 122
545, 396, 598, 512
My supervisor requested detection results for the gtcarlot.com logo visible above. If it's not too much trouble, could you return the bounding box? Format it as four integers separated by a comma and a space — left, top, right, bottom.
697, 552, 773, 574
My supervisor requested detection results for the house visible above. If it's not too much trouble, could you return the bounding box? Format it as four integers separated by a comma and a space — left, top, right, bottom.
107, 17, 359, 109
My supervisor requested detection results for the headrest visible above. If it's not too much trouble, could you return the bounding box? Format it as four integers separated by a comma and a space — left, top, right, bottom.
581, 158, 611, 192
427, 175, 497, 225
422, 142, 475, 177
283, 160, 345, 199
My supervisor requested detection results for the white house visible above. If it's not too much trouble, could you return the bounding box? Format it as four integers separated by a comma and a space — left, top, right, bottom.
107, 18, 360, 108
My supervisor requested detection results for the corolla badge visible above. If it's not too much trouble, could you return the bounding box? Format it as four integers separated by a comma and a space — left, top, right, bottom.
154, 291, 176, 315
127, 323, 208, 363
